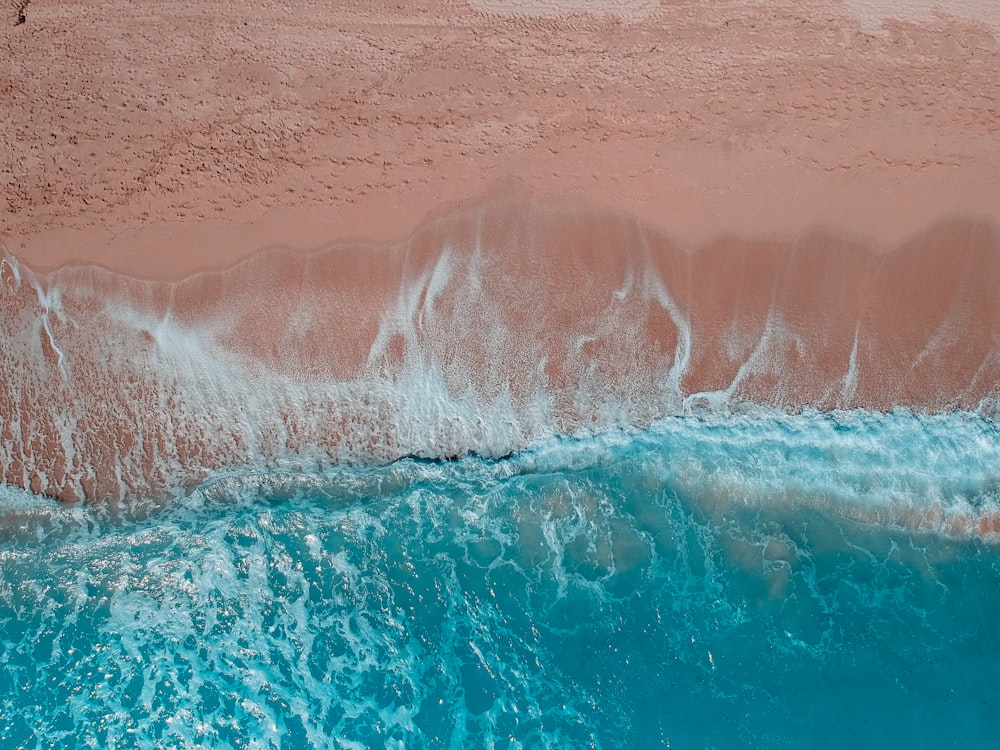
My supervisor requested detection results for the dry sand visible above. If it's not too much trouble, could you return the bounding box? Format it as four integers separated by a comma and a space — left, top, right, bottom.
2, 0, 998, 276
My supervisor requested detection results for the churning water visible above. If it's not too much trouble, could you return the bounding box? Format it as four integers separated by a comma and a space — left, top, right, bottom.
3, 411, 999, 748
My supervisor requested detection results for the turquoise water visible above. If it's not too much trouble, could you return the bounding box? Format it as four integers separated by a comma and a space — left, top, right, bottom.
2, 411, 1000, 748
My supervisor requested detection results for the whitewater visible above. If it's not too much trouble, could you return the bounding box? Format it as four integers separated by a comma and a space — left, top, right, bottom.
3, 198, 1000, 746
4, 199, 1000, 504
3, 412, 1000, 747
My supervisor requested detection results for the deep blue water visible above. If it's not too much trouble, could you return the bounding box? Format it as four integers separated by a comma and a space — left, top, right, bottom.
3, 411, 1000, 748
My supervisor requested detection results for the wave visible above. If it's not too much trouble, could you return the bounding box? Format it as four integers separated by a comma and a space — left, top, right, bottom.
2, 418, 1000, 747
2, 194, 1000, 502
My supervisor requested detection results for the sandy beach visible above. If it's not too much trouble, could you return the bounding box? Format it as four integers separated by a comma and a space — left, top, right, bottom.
7, 6, 1000, 742
3, 0, 998, 277
2, 0, 1000, 504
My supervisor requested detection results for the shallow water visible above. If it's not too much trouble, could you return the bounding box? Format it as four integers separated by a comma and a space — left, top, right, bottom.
2, 411, 1000, 748
6, 210, 1000, 504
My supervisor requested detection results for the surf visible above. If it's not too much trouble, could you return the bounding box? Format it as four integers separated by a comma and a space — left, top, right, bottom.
3, 196, 1000, 504
2, 413, 999, 747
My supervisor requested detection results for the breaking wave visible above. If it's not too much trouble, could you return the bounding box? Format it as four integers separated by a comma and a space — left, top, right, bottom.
3, 415, 1000, 747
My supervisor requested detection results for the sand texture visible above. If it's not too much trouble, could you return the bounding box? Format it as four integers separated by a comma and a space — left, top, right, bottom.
2, 1, 1000, 506
2, 0, 999, 276
3, 198, 1000, 504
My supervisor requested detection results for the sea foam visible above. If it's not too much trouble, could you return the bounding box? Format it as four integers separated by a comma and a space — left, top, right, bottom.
2, 414, 999, 748
2, 197, 1000, 503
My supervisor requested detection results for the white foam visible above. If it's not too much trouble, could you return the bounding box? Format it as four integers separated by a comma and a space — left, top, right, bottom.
638, 225, 691, 404
840, 328, 860, 406
0, 251, 21, 289
3, 215, 1000, 505
28, 279, 69, 376
367, 248, 451, 369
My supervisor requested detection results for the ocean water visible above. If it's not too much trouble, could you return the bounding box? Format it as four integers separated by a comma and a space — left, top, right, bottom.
2, 410, 999, 749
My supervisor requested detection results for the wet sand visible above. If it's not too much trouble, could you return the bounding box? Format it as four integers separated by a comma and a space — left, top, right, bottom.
2, 197, 1000, 505
2, 1, 1000, 508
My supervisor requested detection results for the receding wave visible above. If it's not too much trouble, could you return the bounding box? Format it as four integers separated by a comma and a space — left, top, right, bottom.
2, 195, 1000, 502
2, 419, 1000, 747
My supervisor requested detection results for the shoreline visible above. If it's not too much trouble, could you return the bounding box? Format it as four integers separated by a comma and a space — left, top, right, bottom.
11, 161, 1000, 281
3, 194, 1000, 504
2, 0, 1000, 505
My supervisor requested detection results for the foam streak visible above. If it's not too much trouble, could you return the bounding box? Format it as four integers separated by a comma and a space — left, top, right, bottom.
2, 197, 999, 502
